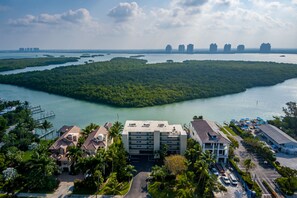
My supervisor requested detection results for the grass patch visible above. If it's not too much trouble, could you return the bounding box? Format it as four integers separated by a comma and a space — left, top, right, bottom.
223, 126, 237, 136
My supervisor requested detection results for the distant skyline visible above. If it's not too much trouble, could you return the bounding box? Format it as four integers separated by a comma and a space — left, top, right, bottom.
0, 0, 296, 50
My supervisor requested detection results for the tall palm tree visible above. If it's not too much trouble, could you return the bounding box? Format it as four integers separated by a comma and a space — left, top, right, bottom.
104, 172, 122, 195
67, 146, 83, 173
82, 123, 99, 139
39, 120, 53, 134
202, 150, 216, 167
106, 145, 118, 172
243, 158, 256, 173
108, 121, 123, 141
124, 164, 136, 181
26, 151, 57, 190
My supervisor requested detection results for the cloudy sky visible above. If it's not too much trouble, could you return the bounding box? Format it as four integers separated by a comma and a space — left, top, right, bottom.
0, 0, 296, 50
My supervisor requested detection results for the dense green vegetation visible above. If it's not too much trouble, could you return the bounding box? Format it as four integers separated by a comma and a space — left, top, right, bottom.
268, 102, 297, 195
73, 122, 135, 195
148, 138, 223, 197
1, 58, 297, 107
0, 100, 59, 195
0, 57, 79, 72
268, 102, 297, 140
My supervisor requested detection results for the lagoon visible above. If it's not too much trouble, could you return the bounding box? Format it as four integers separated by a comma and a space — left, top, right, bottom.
0, 53, 297, 132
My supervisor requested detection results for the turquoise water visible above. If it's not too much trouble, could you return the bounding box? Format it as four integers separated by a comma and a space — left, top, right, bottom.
0, 53, 297, 133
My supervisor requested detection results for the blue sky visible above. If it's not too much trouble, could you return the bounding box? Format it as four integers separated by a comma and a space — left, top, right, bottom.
0, 0, 296, 49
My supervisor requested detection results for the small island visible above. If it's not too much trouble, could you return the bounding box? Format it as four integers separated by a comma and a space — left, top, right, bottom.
0, 58, 297, 107
0, 57, 79, 72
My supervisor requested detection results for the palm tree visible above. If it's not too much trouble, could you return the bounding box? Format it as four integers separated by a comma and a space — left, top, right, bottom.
108, 121, 123, 141
104, 173, 122, 195
202, 150, 216, 167
39, 120, 53, 133
82, 123, 99, 139
67, 146, 83, 173
26, 151, 57, 190
124, 164, 136, 181
243, 158, 256, 173
105, 145, 118, 173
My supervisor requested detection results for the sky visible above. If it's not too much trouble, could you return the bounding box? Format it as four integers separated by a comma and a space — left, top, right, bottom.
0, 0, 296, 50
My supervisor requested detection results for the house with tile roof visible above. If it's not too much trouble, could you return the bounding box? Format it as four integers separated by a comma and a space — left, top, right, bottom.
81, 122, 112, 155
49, 125, 81, 172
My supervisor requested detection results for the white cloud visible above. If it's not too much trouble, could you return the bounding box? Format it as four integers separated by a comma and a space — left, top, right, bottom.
9, 8, 96, 27
108, 2, 143, 22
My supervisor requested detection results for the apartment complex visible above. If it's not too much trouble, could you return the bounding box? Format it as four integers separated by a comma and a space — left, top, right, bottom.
190, 119, 230, 163
122, 120, 187, 158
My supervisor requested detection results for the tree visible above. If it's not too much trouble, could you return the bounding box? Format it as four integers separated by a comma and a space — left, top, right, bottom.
151, 165, 168, 183
67, 146, 83, 174
202, 150, 216, 165
108, 121, 123, 141
124, 164, 136, 181
243, 158, 256, 173
39, 120, 53, 133
26, 151, 58, 191
164, 155, 187, 176
82, 123, 99, 139
283, 102, 297, 134
104, 173, 122, 195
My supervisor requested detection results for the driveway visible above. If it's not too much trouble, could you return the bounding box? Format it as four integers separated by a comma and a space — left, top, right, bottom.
124, 172, 149, 198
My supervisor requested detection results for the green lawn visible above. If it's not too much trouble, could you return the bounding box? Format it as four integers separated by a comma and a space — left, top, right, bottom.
223, 126, 237, 136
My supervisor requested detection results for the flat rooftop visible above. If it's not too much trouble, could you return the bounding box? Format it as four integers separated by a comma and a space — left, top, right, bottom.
123, 120, 186, 135
259, 124, 297, 145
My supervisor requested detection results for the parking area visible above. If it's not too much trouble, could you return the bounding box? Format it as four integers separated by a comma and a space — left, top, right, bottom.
276, 152, 297, 170
213, 166, 247, 198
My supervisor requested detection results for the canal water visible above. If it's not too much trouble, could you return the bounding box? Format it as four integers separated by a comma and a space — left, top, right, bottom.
0, 53, 297, 132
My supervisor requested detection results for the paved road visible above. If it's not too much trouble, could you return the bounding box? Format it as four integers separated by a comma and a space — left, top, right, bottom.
231, 133, 284, 198
124, 172, 149, 198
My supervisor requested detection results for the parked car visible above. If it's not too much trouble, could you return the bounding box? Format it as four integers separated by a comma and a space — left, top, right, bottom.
211, 168, 219, 176
229, 173, 238, 186
222, 176, 231, 185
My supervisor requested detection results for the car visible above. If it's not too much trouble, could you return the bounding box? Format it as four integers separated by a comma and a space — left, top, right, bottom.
211, 168, 219, 176
222, 176, 231, 185
229, 173, 238, 186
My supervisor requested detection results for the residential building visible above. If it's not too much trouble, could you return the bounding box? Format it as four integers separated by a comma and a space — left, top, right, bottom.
260, 43, 271, 53
237, 44, 245, 52
178, 44, 185, 53
224, 44, 231, 53
165, 44, 172, 53
258, 124, 297, 154
49, 125, 81, 172
209, 43, 218, 53
122, 120, 187, 159
189, 119, 230, 163
187, 44, 194, 54
81, 122, 112, 155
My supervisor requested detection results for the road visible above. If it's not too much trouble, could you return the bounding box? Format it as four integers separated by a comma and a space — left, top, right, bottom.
223, 127, 284, 198
124, 172, 149, 198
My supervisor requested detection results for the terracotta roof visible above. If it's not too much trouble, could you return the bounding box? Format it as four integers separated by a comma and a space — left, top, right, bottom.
191, 119, 230, 144
49, 125, 81, 151
81, 125, 110, 151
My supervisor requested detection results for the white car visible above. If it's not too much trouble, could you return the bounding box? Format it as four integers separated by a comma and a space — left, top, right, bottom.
229, 173, 238, 186
211, 168, 219, 176
222, 176, 231, 185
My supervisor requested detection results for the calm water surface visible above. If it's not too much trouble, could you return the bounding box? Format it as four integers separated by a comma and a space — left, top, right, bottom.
0, 53, 297, 134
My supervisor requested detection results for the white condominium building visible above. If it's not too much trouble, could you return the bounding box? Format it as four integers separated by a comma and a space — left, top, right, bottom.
122, 120, 187, 158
